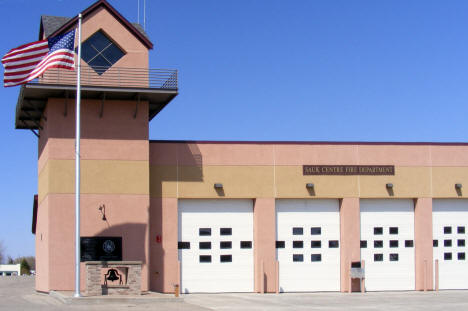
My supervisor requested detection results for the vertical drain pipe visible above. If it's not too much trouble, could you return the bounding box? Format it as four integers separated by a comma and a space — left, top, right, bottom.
275, 261, 279, 294
260, 260, 264, 294
361, 260, 365, 293
424, 260, 427, 292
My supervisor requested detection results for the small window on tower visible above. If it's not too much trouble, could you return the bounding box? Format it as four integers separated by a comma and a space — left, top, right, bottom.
81, 30, 125, 75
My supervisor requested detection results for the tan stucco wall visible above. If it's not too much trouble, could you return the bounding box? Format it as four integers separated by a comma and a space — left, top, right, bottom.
149, 165, 467, 199
38, 159, 149, 203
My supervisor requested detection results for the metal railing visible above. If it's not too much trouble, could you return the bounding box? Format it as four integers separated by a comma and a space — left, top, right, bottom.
32, 66, 178, 90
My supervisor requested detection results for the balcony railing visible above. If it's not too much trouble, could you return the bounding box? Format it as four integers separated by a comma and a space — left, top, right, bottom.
32, 66, 178, 90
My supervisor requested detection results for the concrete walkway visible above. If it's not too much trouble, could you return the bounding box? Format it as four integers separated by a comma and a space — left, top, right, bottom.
2, 276, 468, 311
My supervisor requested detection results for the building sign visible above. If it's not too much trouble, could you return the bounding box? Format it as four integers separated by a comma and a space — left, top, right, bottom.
80, 237, 122, 262
303, 165, 395, 176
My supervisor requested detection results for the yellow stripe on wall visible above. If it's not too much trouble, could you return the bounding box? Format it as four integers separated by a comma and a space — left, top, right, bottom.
39, 159, 149, 203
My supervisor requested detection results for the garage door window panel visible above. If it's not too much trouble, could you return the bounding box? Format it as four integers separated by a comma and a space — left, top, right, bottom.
220, 255, 232, 263
311, 254, 322, 262
374, 240, 383, 248
329, 240, 339, 248
200, 255, 212, 263
293, 254, 304, 262
199, 242, 211, 249
220, 241, 232, 249
276, 241, 285, 248
293, 227, 303, 235
311, 240, 321, 248
240, 241, 252, 249
178, 242, 190, 249
311, 227, 321, 235
374, 254, 383, 262
293, 241, 304, 248
220, 228, 232, 236
199, 228, 211, 236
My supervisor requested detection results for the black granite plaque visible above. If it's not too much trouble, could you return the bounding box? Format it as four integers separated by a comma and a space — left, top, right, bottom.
80, 237, 122, 262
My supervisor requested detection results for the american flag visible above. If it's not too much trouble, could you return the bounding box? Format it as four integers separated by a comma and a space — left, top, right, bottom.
2, 30, 76, 87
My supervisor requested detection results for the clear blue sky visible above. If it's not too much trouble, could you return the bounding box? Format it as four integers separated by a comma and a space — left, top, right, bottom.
0, 0, 467, 258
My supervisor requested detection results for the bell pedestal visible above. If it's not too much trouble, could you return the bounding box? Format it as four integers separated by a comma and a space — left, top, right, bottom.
85, 261, 142, 296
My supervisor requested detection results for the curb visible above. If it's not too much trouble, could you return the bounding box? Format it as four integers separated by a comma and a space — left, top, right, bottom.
49, 291, 184, 305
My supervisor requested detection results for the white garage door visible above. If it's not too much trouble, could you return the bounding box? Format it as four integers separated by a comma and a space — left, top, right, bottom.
276, 199, 340, 292
433, 199, 468, 289
360, 199, 415, 291
178, 199, 254, 293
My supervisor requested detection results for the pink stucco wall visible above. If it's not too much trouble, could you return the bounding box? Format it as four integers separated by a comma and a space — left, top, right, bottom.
414, 198, 433, 290
35, 196, 49, 292
150, 141, 468, 167
253, 198, 276, 293
44, 194, 149, 291
149, 197, 178, 293
339, 198, 361, 292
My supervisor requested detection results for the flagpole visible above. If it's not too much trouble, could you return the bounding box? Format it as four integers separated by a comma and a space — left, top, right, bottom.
74, 13, 82, 298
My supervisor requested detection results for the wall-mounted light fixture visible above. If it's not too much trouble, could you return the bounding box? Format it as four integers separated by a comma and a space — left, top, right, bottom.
306, 183, 315, 189
98, 204, 107, 221
214, 183, 223, 189
455, 183, 463, 190
386, 183, 393, 189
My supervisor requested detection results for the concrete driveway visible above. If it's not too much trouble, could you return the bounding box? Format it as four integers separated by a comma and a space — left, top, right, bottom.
1, 276, 468, 311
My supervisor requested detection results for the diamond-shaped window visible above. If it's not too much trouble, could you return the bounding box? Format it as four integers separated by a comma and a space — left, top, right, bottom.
81, 30, 125, 75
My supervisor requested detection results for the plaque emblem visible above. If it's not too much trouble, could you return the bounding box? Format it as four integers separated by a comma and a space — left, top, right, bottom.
102, 240, 116, 254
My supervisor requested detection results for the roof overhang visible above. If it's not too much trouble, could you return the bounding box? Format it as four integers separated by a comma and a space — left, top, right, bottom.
15, 83, 177, 130
43, 0, 153, 49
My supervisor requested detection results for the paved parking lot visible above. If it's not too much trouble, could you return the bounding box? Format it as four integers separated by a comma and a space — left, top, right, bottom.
2, 276, 468, 310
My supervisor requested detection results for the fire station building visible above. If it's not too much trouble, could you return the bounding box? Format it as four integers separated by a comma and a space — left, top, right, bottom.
16, 0, 468, 294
